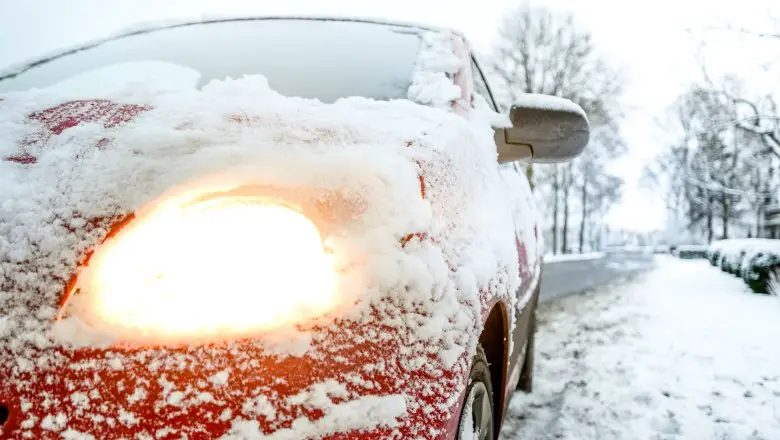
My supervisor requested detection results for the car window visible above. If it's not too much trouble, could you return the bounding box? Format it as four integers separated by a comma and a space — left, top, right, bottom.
471, 57, 498, 112
0, 19, 422, 102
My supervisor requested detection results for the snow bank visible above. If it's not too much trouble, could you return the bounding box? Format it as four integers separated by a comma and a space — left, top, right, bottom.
0, 29, 525, 439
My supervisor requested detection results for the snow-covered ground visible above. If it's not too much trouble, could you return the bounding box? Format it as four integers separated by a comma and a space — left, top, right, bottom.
501, 256, 780, 439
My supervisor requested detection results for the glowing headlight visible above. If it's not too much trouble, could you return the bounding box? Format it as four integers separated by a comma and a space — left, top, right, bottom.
73, 196, 336, 342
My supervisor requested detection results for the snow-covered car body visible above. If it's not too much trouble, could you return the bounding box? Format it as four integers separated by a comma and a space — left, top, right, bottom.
0, 17, 580, 439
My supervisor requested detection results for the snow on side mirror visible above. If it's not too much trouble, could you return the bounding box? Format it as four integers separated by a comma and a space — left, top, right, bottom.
495, 94, 590, 164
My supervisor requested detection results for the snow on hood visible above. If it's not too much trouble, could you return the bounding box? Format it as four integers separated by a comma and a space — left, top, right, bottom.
0, 30, 522, 438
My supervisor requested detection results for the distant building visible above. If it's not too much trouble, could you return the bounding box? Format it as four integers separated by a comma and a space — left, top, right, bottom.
764, 204, 780, 239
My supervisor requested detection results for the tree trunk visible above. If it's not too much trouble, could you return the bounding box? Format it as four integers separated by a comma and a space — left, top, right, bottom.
756, 173, 764, 238
721, 194, 729, 239
759, 163, 775, 238
562, 167, 571, 254
706, 195, 714, 243
552, 166, 560, 255
578, 176, 588, 253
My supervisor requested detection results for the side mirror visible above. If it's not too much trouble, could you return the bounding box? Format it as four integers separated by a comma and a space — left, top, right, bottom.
495, 94, 590, 164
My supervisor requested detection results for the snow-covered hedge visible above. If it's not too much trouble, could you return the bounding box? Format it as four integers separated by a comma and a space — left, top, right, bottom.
707, 239, 780, 295
672, 244, 708, 259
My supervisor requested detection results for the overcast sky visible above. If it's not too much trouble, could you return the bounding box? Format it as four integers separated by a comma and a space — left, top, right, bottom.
1, 0, 777, 232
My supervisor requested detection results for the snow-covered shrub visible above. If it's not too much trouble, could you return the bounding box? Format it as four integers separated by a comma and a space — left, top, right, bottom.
674, 244, 708, 259
708, 239, 780, 294
743, 253, 780, 295
769, 270, 780, 297
707, 247, 722, 266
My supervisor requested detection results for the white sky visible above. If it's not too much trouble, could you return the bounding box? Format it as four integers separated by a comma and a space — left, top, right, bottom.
1, 0, 777, 232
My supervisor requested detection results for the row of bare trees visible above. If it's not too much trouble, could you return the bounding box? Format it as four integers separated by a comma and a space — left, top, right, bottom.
486, 5, 626, 254
644, 29, 780, 243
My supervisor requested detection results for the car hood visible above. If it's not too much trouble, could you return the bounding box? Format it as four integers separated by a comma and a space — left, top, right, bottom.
0, 76, 521, 439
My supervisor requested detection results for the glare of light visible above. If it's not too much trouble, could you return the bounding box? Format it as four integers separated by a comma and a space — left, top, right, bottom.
75, 196, 336, 342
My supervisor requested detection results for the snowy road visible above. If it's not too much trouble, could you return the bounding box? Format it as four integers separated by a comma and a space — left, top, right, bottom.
501, 256, 780, 439
540, 250, 656, 302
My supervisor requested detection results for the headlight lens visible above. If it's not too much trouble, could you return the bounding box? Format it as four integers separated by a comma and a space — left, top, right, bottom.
73, 196, 336, 342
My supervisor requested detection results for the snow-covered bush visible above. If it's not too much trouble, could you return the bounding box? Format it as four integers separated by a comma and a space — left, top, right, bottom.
707, 239, 780, 294
769, 270, 780, 297
673, 244, 708, 259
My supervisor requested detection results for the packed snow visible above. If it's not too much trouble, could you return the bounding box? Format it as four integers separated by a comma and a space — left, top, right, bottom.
0, 28, 538, 439
501, 256, 780, 439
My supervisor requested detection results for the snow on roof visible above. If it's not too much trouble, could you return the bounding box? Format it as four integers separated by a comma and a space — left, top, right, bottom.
0, 30, 523, 439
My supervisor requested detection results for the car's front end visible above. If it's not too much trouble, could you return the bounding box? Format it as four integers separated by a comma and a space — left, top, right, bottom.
0, 15, 595, 439
0, 22, 522, 436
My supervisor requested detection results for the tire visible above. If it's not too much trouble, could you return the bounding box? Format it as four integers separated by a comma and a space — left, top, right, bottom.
457, 345, 495, 440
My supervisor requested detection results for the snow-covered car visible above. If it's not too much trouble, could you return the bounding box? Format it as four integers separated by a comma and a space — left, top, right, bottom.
0, 17, 589, 440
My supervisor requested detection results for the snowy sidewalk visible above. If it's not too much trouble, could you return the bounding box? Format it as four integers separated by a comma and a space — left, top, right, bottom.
501, 256, 780, 440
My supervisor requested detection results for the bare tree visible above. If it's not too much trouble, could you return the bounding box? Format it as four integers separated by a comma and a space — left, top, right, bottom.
489, 4, 626, 253
575, 123, 626, 252
645, 84, 778, 242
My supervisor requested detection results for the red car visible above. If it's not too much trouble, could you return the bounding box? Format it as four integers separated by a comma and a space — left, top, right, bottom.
0, 17, 588, 440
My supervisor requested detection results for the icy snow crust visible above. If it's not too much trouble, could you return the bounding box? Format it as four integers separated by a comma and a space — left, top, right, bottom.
0, 32, 527, 439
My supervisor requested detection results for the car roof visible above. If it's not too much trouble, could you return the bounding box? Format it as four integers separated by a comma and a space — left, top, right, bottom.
0, 16, 460, 83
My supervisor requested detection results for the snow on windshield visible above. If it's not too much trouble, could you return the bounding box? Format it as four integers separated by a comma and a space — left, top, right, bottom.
44, 61, 202, 95
0, 18, 421, 102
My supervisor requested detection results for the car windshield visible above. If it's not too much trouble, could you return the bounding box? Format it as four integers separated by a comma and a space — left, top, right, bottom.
0, 18, 422, 101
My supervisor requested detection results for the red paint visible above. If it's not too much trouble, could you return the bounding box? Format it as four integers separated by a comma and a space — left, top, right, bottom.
28, 100, 151, 135
4, 153, 37, 164
8, 100, 152, 163
400, 232, 428, 247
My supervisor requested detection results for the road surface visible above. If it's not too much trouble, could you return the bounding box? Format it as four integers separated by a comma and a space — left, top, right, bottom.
540, 250, 655, 302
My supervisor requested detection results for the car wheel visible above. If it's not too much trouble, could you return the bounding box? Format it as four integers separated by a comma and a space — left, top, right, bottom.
457, 345, 495, 440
